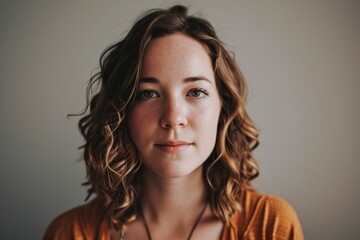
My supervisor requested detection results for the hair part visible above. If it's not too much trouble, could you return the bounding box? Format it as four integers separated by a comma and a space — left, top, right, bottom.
77, 5, 259, 230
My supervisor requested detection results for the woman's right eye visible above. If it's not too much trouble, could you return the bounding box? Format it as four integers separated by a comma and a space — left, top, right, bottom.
137, 89, 159, 100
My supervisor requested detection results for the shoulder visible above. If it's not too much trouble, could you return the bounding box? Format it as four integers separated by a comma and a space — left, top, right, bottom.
233, 189, 304, 240
43, 197, 109, 240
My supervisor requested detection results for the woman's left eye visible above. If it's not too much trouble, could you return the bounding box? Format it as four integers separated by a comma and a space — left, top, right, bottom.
187, 88, 209, 98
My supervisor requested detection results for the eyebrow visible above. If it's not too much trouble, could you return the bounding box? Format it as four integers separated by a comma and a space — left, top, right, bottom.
139, 76, 212, 84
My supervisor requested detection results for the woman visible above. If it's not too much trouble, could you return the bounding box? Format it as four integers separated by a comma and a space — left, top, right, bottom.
44, 5, 303, 240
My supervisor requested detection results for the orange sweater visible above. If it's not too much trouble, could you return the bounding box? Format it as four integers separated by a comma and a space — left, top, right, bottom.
44, 189, 303, 239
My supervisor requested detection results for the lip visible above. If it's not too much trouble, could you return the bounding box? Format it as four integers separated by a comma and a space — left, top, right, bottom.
154, 141, 193, 153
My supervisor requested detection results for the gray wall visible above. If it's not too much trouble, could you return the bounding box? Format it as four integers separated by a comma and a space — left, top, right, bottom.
1, 1, 359, 239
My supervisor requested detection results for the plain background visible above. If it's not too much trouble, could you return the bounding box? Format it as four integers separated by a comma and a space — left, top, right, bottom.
1, 0, 359, 239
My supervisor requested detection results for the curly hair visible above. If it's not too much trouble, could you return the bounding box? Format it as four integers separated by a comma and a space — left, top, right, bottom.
78, 5, 259, 230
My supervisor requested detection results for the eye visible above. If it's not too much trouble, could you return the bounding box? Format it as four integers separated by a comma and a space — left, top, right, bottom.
137, 89, 159, 100
187, 88, 209, 98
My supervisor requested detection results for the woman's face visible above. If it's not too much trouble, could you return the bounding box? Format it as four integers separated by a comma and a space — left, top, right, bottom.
127, 33, 222, 178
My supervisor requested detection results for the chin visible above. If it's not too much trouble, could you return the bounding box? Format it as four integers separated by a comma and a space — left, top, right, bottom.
145, 163, 204, 179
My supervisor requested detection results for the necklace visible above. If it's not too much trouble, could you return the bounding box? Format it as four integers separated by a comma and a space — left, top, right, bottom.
138, 201, 208, 240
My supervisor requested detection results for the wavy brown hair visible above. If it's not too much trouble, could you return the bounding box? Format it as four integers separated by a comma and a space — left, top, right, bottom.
78, 5, 259, 230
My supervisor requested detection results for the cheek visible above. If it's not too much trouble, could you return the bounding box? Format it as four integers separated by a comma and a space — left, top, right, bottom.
127, 106, 153, 145
193, 106, 221, 150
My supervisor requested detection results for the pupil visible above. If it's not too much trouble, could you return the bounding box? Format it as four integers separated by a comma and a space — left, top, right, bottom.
145, 92, 153, 98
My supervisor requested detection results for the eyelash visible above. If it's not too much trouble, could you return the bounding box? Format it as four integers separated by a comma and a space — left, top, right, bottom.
136, 88, 209, 100
136, 89, 159, 100
187, 88, 209, 97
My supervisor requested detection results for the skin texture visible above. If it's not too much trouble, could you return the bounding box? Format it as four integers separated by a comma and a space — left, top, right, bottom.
121, 33, 224, 239
128, 33, 222, 179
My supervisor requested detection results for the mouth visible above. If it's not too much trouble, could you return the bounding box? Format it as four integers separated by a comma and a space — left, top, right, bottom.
154, 141, 193, 153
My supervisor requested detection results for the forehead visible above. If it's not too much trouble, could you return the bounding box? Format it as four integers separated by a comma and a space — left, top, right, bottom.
141, 33, 214, 79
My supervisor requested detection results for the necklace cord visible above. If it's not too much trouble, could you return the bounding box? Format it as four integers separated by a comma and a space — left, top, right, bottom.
138, 201, 208, 240
138, 204, 152, 240
186, 201, 208, 240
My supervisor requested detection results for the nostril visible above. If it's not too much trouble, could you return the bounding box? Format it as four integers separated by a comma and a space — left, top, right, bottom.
160, 100, 188, 129
160, 118, 188, 129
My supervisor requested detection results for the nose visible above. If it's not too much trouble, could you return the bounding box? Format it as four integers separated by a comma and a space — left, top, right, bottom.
160, 97, 188, 129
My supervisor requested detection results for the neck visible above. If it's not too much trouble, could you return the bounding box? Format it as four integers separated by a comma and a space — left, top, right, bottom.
139, 165, 207, 222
